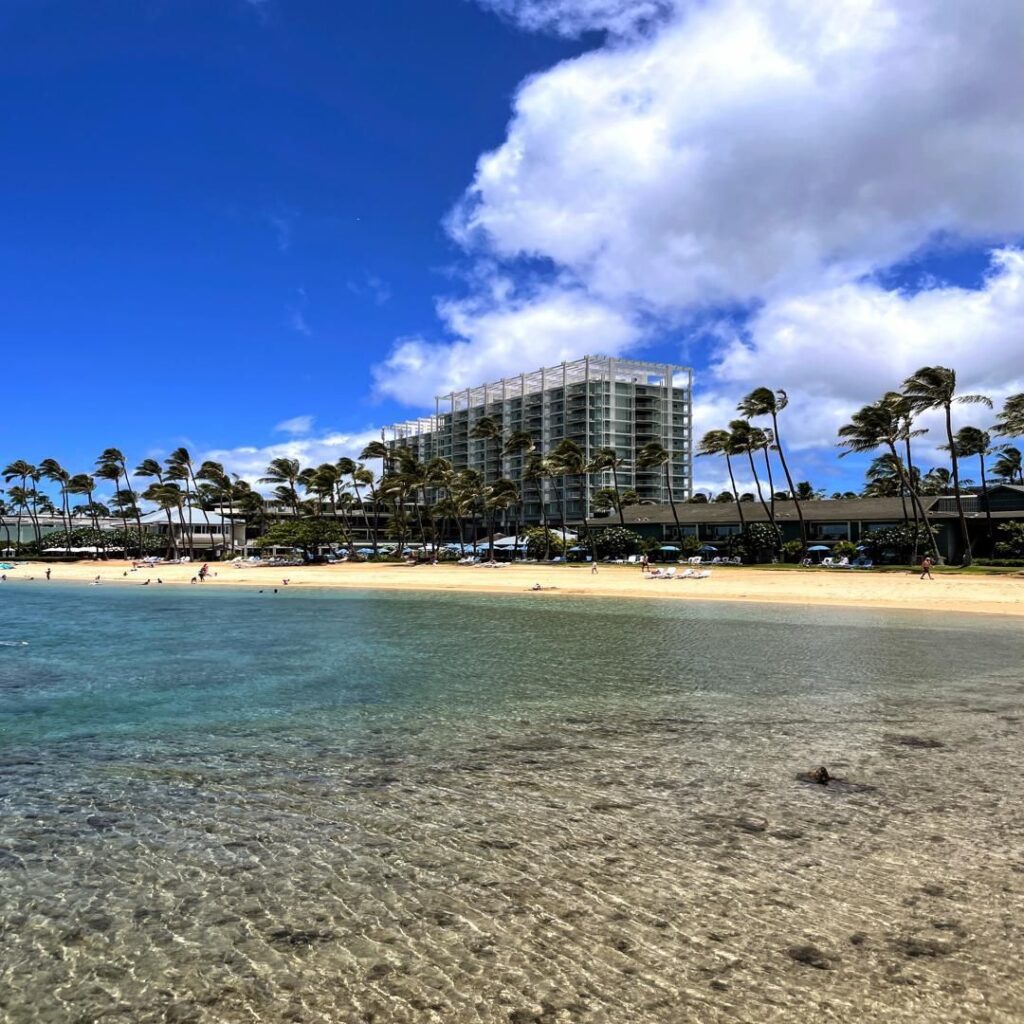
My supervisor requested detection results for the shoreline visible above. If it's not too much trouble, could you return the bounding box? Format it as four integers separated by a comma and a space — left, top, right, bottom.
4, 559, 1024, 618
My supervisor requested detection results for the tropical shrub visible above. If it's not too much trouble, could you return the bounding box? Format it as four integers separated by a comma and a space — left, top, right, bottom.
256, 519, 345, 560
522, 526, 563, 559
833, 540, 858, 559
781, 539, 804, 562
23, 527, 162, 555
583, 526, 644, 558
737, 522, 782, 562
993, 520, 1024, 558
860, 523, 935, 562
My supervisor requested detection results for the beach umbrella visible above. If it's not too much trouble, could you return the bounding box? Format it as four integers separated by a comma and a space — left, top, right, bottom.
808, 544, 830, 551
699, 544, 718, 552
356, 547, 375, 555
660, 545, 679, 551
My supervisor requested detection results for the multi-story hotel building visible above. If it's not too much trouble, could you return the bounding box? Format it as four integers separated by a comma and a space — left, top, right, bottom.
383, 355, 693, 524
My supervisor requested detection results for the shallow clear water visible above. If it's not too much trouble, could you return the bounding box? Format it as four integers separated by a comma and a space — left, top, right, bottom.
1, 584, 1023, 1023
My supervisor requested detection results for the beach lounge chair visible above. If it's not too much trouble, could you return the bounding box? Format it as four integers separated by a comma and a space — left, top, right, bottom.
821, 557, 834, 568
687, 556, 702, 566
677, 568, 695, 579
693, 569, 712, 579
661, 567, 677, 579
836, 556, 851, 568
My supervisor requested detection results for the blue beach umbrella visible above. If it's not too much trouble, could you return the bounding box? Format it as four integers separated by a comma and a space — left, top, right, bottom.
660, 545, 679, 551
699, 544, 718, 552
356, 547, 375, 555
808, 544, 830, 551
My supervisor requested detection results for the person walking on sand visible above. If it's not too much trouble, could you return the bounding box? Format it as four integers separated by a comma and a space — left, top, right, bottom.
640, 554, 648, 573
920, 556, 934, 580
45, 568, 51, 580
591, 561, 598, 574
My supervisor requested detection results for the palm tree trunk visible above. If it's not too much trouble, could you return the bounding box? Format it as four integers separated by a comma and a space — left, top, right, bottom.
945, 404, 972, 565
980, 453, 993, 548
611, 463, 625, 527
772, 412, 805, 550
903, 436, 921, 562
724, 454, 746, 529
663, 461, 683, 542
762, 446, 776, 522
888, 442, 940, 563
559, 477, 568, 556
746, 448, 775, 538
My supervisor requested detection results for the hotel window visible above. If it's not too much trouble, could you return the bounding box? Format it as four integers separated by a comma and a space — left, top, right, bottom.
814, 522, 850, 540
710, 524, 741, 538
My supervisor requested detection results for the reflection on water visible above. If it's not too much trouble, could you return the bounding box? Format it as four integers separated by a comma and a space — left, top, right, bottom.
1, 586, 1022, 1022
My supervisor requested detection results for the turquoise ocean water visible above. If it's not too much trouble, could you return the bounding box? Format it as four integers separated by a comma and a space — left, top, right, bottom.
1, 584, 1022, 1022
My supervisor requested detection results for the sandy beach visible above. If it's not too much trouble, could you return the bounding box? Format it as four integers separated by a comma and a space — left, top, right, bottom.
5, 558, 1024, 617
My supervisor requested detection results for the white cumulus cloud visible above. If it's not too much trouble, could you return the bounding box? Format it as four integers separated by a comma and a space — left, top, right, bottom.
456, 0, 1024, 310
373, 282, 643, 406
274, 415, 315, 436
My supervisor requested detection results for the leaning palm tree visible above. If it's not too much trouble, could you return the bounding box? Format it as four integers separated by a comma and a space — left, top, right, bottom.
259, 457, 302, 518
141, 482, 183, 558
991, 445, 1023, 485
469, 415, 504, 483
636, 441, 683, 543
729, 419, 776, 539
39, 459, 73, 554
549, 438, 586, 554
588, 447, 626, 527
837, 400, 941, 562
338, 457, 377, 552
993, 393, 1024, 439
523, 452, 554, 560
696, 430, 746, 530
948, 426, 996, 547
502, 430, 535, 555
483, 478, 518, 560
902, 366, 992, 566
3, 461, 40, 553
738, 388, 805, 551
95, 452, 130, 554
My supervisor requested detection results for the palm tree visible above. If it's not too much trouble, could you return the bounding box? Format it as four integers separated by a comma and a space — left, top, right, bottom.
338, 457, 377, 552
141, 483, 184, 558
67, 473, 106, 550
197, 460, 238, 554
260, 457, 302, 518
0, 498, 12, 556
503, 430, 535, 556
39, 459, 73, 554
2, 461, 40, 553
167, 448, 218, 555
948, 426, 996, 547
588, 447, 626, 527
523, 452, 554, 559
902, 366, 992, 565
4, 486, 32, 554
484, 479, 518, 560
97, 449, 144, 558
359, 443, 391, 551
738, 388, 805, 551
991, 446, 1023, 485
993, 393, 1024, 439
636, 440, 683, 543
729, 419, 777, 541
469, 415, 503, 480
696, 430, 746, 529
549, 438, 586, 554
837, 400, 941, 561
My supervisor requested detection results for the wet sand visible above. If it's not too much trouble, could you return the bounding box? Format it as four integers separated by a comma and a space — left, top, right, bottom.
6, 558, 1024, 618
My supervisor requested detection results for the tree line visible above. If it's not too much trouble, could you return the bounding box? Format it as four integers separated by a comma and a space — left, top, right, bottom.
3, 369, 1022, 564
697, 370, 1024, 565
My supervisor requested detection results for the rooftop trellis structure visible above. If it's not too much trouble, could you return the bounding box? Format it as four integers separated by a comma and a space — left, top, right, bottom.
383, 355, 693, 526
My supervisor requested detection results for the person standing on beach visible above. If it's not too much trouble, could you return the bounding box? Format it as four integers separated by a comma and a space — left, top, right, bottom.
640, 554, 648, 573
45, 568, 51, 580
920, 556, 934, 580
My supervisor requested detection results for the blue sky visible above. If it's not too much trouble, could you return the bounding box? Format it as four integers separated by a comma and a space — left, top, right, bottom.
3, 0, 1024, 496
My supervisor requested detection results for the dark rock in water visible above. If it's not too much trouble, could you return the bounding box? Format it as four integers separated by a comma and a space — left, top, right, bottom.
709, 979, 729, 992
811, 766, 831, 785
885, 735, 946, 749
0, 848, 26, 870
86, 814, 118, 831
795, 771, 876, 794
849, 932, 868, 946
365, 962, 393, 981
786, 944, 838, 970
266, 926, 335, 948
84, 913, 113, 933
165, 1002, 201, 1024
508, 1009, 543, 1023
769, 828, 805, 841
591, 800, 635, 812
479, 839, 519, 850
893, 936, 955, 958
